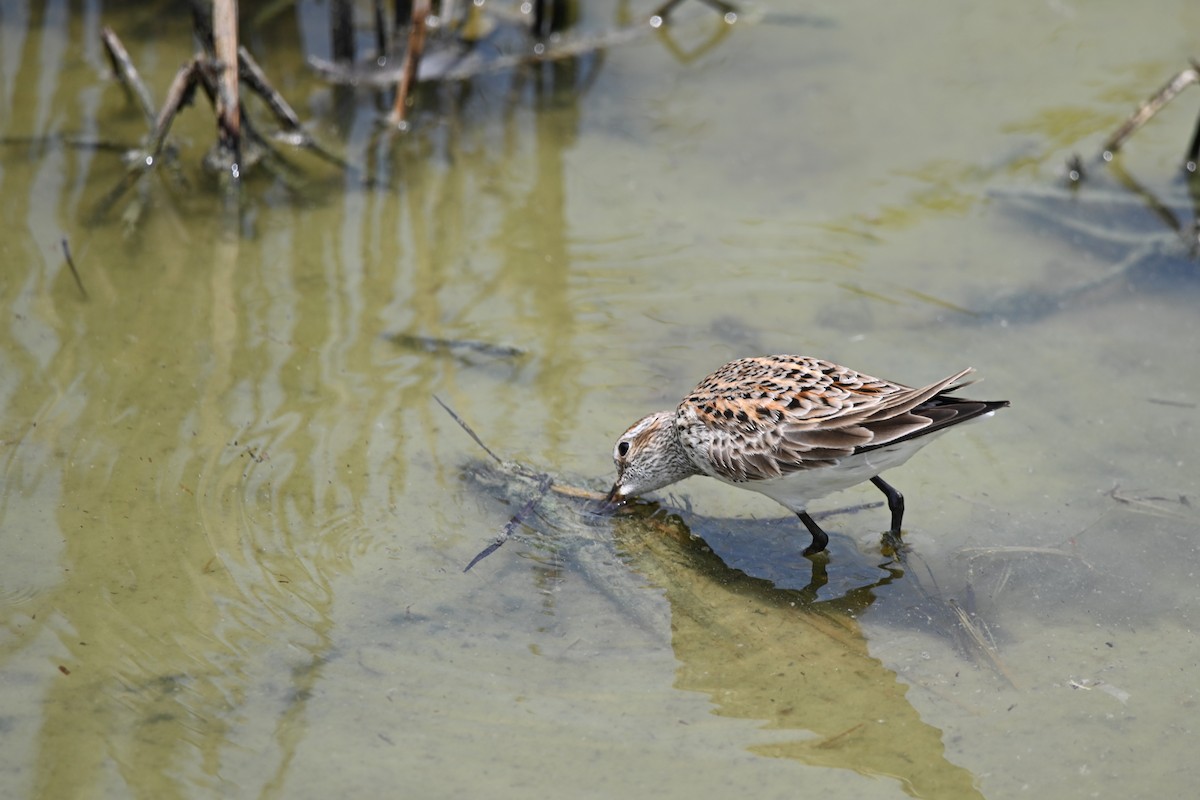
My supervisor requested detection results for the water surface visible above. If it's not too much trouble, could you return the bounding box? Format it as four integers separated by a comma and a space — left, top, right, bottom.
2, 1, 1199, 797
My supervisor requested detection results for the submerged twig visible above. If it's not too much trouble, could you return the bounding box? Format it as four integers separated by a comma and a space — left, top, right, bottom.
948, 598, 1019, 689
899, 548, 1021, 688
433, 395, 554, 571
1108, 484, 1194, 521
433, 395, 502, 464
463, 474, 553, 572
60, 238, 88, 300
436, 395, 611, 506
389, 332, 525, 360
1146, 397, 1198, 409
436, 396, 598, 571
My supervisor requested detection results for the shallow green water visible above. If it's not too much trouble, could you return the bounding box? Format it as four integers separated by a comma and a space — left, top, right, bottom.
2, 1, 1199, 798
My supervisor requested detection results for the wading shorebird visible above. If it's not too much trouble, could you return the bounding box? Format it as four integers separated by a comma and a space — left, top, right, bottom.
607, 355, 1008, 556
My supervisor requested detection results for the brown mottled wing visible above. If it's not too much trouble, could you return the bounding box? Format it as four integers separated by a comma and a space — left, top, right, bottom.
677, 355, 985, 482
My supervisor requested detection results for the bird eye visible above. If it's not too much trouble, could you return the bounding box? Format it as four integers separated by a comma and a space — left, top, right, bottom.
617, 441, 630, 458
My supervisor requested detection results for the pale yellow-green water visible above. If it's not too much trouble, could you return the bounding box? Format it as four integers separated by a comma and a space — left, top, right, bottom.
2, 1, 1199, 798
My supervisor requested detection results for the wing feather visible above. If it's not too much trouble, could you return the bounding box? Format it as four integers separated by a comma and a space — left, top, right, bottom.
676, 356, 999, 482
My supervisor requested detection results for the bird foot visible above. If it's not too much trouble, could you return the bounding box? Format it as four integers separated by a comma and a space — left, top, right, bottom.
802, 543, 830, 559
880, 530, 907, 558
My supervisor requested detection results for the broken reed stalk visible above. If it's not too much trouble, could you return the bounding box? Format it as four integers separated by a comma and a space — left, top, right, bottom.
211, 0, 242, 172
1101, 61, 1200, 158
389, 0, 430, 126
91, 10, 350, 227
237, 46, 301, 131
148, 59, 201, 161
237, 46, 351, 170
100, 26, 156, 126
101, 28, 344, 186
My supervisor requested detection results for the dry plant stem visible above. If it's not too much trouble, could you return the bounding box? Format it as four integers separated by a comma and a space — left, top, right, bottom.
389, 0, 430, 126
149, 59, 202, 159
237, 46, 350, 170
95, 13, 349, 226
212, 0, 242, 168
237, 46, 302, 131
100, 26, 156, 125
191, 57, 277, 168
1102, 61, 1200, 157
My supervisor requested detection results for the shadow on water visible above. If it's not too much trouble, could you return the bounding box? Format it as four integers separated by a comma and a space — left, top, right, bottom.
463, 457, 984, 799
983, 163, 1200, 325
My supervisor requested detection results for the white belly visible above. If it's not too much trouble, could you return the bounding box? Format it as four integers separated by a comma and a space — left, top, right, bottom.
725, 433, 948, 513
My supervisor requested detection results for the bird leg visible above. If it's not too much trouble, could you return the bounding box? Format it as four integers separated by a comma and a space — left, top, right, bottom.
870, 475, 905, 534
796, 511, 830, 556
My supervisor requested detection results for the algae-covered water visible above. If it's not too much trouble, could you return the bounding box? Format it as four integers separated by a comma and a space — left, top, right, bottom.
2, 1, 1199, 797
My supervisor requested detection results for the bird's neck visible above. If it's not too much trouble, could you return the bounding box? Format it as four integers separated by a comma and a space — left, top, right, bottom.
654, 417, 702, 487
